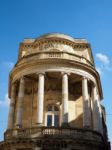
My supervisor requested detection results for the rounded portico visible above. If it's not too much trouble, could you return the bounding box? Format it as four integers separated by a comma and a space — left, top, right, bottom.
2, 33, 110, 150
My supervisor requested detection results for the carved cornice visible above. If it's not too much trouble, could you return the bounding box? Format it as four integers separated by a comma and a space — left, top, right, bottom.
21, 38, 89, 49
19, 39, 90, 59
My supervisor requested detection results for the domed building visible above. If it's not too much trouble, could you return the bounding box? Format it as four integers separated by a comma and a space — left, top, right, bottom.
0, 33, 110, 150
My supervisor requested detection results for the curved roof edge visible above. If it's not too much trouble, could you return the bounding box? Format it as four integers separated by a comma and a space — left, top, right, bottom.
23, 33, 88, 44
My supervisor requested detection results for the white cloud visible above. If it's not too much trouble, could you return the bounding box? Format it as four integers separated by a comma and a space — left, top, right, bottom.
96, 67, 102, 75
96, 53, 110, 65
2, 61, 14, 69
0, 94, 10, 107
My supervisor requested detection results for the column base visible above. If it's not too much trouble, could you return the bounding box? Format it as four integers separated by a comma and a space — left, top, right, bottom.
16, 124, 22, 129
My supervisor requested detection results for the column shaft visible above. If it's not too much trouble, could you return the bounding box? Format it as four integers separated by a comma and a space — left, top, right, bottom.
7, 83, 16, 129
92, 85, 103, 133
97, 98, 103, 134
62, 73, 68, 125
16, 77, 25, 128
82, 77, 91, 128
37, 73, 44, 125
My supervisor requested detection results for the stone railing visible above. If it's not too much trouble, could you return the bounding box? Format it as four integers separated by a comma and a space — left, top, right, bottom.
41, 127, 103, 143
17, 52, 94, 67
4, 127, 104, 144
4, 127, 41, 140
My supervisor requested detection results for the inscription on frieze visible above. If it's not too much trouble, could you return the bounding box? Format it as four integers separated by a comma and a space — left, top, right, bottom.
38, 42, 56, 50
21, 42, 75, 57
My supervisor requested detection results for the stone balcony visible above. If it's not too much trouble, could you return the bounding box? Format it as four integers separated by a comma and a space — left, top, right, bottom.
4, 127, 105, 144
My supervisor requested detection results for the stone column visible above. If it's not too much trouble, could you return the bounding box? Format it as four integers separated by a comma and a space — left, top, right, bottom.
7, 83, 16, 129
92, 84, 103, 133
82, 77, 91, 128
62, 72, 69, 126
97, 96, 103, 134
37, 73, 44, 126
16, 77, 25, 128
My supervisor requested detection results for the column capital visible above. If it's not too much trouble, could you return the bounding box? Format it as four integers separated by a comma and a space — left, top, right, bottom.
19, 77, 25, 86
20, 76, 25, 80
82, 76, 88, 80
18, 76, 25, 85
92, 84, 97, 95
61, 72, 70, 76
36, 72, 45, 75
93, 82, 97, 88
12, 80, 17, 85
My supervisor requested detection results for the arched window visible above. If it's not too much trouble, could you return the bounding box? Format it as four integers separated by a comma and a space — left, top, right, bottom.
46, 105, 59, 127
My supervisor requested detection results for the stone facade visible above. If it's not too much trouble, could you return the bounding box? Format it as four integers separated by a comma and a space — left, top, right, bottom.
0, 33, 110, 150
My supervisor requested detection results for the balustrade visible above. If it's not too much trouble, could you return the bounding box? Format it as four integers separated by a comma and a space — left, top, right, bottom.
18, 52, 93, 67
5, 127, 103, 144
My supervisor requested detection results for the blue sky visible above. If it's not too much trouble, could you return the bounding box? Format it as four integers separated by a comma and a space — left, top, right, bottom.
0, 0, 112, 142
